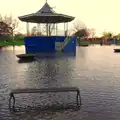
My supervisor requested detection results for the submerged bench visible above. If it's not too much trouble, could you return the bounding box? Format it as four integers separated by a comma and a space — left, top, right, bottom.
9, 87, 81, 109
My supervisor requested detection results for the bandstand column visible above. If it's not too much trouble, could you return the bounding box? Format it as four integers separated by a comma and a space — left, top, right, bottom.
37, 23, 41, 36
46, 23, 49, 36
64, 23, 66, 36
54, 23, 56, 36
48, 24, 51, 36
26, 22, 30, 36
56, 24, 58, 36
66, 22, 68, 36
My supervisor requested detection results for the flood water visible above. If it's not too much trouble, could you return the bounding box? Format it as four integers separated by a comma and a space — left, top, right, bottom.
0, 45, 120, 120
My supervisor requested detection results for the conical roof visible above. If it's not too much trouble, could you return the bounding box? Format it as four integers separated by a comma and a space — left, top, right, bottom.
36, 2, 56, 13
18, 2, 75, 23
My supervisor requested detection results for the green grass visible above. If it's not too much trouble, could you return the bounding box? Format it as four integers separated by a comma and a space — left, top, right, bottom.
0, 36, 24, 46
0, 40, 24, 46
78, 41, 113, 46
0, 38, 114, 47
80, 41, 89, 46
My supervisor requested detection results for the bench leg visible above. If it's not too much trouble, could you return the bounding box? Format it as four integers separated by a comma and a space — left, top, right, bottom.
9, 93, 15, 110
76, 90, 81, 107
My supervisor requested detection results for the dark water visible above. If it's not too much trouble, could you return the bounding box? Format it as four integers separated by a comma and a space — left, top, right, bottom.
0, 45, 120, 120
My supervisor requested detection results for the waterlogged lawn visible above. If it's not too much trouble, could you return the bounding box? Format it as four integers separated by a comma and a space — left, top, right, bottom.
0, 40, 24, 46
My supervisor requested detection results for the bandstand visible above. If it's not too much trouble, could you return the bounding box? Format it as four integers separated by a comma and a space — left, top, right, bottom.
18, 1, 76, 56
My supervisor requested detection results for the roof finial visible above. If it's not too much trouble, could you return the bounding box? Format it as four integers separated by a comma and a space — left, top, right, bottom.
46, 0, 47, 2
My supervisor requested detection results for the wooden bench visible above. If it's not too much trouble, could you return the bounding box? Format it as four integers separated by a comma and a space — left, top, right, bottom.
9, 87, 81, 109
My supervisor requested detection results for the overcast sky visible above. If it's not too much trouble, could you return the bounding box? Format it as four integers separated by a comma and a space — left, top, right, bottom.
1, 0, 120, 36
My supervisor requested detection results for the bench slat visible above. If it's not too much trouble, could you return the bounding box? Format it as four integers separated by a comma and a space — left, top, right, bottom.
11, 87, 79, 94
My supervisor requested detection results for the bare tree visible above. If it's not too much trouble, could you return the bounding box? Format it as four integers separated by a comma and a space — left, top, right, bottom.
0, 14, 19, 41
0, 21, 12, 36
48, 24, 54, 36
31, 26, 37, 36
89, 28, 96, 38
72, 20, 91, 46
1, 15, 18, 34
73, 29, 87, 38
72, 20, 89, 38
73, 20, 87, 32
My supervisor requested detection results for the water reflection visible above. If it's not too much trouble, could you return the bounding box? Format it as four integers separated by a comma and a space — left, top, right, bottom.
24, 57, 76, 89
1, 45, 120, 120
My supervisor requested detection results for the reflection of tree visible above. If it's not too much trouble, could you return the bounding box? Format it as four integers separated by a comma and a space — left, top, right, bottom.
26, 58, 75, 88
41, 60, 58, 87
78, 47, 87, 59
40, 59, 73, 87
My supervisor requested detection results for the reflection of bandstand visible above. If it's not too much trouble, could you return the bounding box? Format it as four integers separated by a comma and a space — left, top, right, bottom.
18, 1, 76, 58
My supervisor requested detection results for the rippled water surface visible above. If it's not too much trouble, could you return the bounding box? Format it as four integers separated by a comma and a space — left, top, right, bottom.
0, 45, 120, 120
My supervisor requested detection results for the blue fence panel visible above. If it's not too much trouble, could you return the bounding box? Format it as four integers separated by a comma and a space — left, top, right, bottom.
55, 36, 66, 42
24, 36, 76, 55
63, 37, 76, 53
24, 36, 55, 53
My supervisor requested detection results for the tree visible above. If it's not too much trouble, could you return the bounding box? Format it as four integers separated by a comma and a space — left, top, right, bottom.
31, 25, 44, 36
48, 24, 55, 36
0, 21, 12, 36
102, 32, 113, 38
117, 33, 120, 39
89, 28, 96, 38
73, 20, 88, 37
73, 29, 88, 38
15, 32, 24, 37
73, 20, 87, 32
73, 29, 89, 46
72, 20, 90, 46
31, 26, 37, 36
0, 14, 19, 36
0, 14, 19, 42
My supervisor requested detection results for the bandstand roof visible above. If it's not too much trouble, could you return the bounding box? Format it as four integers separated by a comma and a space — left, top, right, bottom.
18, 2, 75, 23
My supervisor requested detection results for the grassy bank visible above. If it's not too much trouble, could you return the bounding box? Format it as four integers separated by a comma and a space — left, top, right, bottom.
0, 40, 24, 46
0, 36, 24, 46
0, 40, 112, 47
0, 37, 116, 47
78, 41, 114, 46
79, 41, 90, 46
